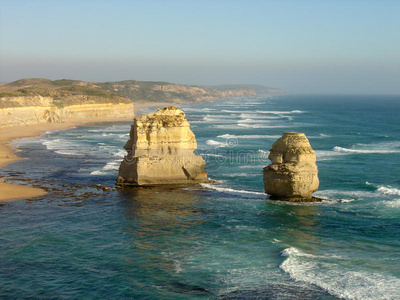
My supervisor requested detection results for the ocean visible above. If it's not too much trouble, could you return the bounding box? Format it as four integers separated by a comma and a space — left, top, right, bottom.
1, 95, 400, 299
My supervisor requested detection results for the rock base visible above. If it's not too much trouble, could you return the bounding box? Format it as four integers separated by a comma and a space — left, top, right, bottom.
268, 195, 324, 202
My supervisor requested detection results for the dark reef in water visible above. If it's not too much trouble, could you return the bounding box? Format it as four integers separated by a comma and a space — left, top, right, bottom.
220, 283, 338, 299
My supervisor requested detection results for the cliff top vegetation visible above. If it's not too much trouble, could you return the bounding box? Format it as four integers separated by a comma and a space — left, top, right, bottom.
0, 78, 285, 108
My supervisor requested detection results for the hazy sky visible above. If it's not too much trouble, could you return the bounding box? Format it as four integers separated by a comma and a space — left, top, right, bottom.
1, 0, 399, 94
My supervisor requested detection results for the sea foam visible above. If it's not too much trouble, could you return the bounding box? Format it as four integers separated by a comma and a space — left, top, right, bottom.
280, 247, 400, 300
90, 159, 121, 175
200, 183, 265, 198
237, 123, 288, 129
42, 139, 85, 156
376, 186, 400, 196
205, 139, 227, 148
333, 141, 400, 154
217, 134, 280, 139
239, 113, 281, 120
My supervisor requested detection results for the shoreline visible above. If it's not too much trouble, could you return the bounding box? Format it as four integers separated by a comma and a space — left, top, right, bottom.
0, 101, 171, 202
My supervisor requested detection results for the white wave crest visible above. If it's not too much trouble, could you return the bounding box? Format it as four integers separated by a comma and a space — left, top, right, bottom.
314, 189, 372, 202
222, 110, 252, 114
213, 124, 247, 129
237, 118, 258, 123
376, 186, 400, 196
114, 149, 127, 158
221, 109, 301, 115
314, 150, 347, 161
90, 124, 130, 133
90, 170, 107, 175
238, 164, 264, 169
103, 160, 120, 171
217, 134, 280, 139
90, 159, 121, 175
256, 110, 295, 114
205, 139, 227, 147
221, 172, 252, 178
238, 123, 286, 129
366, 182, 400, 197
200, 183, 265, 197
239, 113, 281, 120
182, 107, 214, 112
201, 153, 224, 158
258, 149, 270, 157
42, 139, 85, 156
203, 115, 237, 123
381, 199, 400, 208
280, 247, 400, 300
333, 146, 399, 154
333, 142, 400, 154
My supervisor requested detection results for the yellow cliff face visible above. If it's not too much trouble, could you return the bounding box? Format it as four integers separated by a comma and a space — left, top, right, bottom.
0, 96, 54, 108
58, 103, 134, 118
0, 96, 134, 127
117, 106, 208, 186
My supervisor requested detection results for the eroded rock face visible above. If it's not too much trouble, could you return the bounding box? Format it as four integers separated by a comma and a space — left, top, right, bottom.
117, 106, 208, 185
263, 132, 319, 201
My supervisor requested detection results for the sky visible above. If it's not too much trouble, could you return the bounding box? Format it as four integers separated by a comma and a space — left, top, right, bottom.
1, 0, 399, 94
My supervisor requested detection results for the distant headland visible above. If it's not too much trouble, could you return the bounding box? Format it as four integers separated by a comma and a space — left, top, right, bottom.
0, 78, 285, 104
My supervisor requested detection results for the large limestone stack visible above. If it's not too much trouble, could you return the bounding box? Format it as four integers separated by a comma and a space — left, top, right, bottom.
263, 132, 319, 201
117, 106, 208, 185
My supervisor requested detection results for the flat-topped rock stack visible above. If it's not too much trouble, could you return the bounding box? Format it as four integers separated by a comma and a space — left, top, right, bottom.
117, 106, 208, 186
263, 132, 319, 201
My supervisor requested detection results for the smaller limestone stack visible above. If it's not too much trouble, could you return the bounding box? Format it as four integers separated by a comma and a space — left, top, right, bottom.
263, 132, 319, 201
117, 106, 208, 186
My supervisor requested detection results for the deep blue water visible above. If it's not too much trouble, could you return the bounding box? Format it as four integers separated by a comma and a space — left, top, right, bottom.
1, 95, 400, 299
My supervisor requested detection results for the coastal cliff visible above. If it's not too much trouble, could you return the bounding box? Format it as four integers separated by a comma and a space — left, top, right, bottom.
0, 96, 134, 127
117, 106, 208, 185
0, 79, 134, 127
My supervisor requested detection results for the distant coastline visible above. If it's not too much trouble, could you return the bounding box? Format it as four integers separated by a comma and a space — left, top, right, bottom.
0, 78, 285, 104
0, 78, 284, 127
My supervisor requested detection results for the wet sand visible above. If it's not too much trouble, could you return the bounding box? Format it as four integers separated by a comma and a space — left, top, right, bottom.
0, 102, 171, 201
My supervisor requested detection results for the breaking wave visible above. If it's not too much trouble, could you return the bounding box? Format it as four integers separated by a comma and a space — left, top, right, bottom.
237, 123, 288, 129
366, 182, 400, 196
256, 110, 305, 114
200, 183, 265, 198
217, 134, 280, 139
205, 139, 227, 148
314, 150, 347, 161
280, 247, 400, 300
239, 113, 281, 120
203, 115, 237, 123
42, 139, 85, 156
333, 142, 400, 154
90, 158, 122, 176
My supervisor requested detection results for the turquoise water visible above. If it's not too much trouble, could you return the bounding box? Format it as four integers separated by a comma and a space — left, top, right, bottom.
1, 95, 400, 299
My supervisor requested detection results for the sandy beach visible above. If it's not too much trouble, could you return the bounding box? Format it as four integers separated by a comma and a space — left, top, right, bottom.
0, 102, 171, 202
